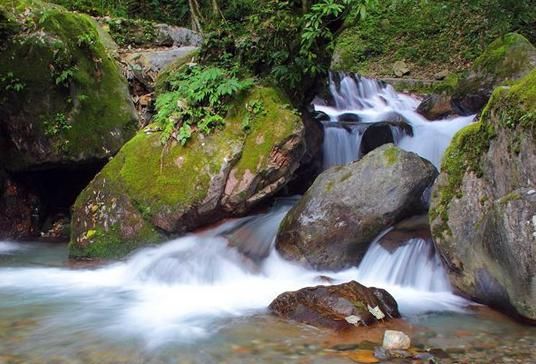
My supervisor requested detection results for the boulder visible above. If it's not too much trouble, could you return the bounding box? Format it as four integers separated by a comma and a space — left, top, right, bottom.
70, 86, 306, 259
276, 144, 437, 270
0, 0, 138, 171
452, 33, 536, 115
269, 281, 400, 330
417, 93, 455, 121
418, 33, 535, 119
430, 70, 536, 321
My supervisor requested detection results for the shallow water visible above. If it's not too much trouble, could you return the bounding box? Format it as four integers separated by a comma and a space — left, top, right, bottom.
1, 240, 534, 363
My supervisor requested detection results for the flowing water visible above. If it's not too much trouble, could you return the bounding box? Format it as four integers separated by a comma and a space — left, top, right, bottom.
317, 73, 475, 169
0, 74, 534, 363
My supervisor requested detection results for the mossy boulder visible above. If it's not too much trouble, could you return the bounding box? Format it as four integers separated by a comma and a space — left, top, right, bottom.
275, 144, 437, 271
452, 33, 536, 115
417, 33, 535, 119
70, 86, 305, 259
0, 0, 137, 171
430, 70, 536, 321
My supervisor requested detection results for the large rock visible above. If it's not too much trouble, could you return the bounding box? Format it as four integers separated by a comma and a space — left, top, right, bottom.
417, 33, 536, 120
276, 144, 437, 270
70, 86, 305, 259
269, 281, 400, 330
430, 70, 536, 321
0, 0, 137, 171
452, 33, 536, 115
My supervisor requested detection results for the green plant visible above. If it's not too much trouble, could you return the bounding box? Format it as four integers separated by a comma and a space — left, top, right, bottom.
44, 112, 71, 136
155, 65, 253, 145
76, 32, 96, 49
1, 72, 25, 92
54, 67, 76, 86
242, 99, 266, 132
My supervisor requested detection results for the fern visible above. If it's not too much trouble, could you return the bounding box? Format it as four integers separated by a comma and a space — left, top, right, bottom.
155, 65, 253, 145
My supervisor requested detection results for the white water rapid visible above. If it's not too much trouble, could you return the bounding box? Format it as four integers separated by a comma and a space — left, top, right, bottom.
317, 73, 475, 168
0, 202, 467, 348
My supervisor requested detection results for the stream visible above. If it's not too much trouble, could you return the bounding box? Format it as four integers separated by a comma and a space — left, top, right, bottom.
0, 74, 534, 363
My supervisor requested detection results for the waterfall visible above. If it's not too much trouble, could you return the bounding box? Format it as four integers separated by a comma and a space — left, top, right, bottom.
317, 73, 475, 169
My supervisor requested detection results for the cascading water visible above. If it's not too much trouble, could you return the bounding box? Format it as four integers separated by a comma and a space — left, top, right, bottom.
317, 73, 475, 168
0, 201, 468, 349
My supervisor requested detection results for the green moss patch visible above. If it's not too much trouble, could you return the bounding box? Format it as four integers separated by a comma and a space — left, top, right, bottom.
0, 0, 136, 170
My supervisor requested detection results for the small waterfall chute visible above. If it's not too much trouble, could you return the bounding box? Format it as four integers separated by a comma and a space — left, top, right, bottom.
317, 72, 475, 168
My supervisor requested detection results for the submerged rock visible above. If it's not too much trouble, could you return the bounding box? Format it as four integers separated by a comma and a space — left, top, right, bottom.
382, 330, 411, 350
276, 144, 437, 270
0, 0, 138, 171
430, 70, 536, 321
70, 86, 305, 259
268, 281, 400, 330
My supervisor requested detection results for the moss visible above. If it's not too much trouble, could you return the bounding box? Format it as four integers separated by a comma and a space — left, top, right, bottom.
230, 87, 301, 179
430, 121, 495, 236
0, 0, 136, 170
69, 223, 160, 259
431, 69, 536, 237
383, 145, 400, 166
325, 180, 334, 193
473, 33, 535, 80
497, 192, 522, 205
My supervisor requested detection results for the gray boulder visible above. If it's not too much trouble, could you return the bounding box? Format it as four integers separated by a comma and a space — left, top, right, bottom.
430, 70, 536, 321
276, 144, 437, 270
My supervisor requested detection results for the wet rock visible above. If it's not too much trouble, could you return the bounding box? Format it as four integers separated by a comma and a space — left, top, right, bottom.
379, 215, 431, 252
417, 93, 456, 120
382, 330, 411, 350
268, 281, 400, 330
337, 113, 361, 123
276, 144, 437, 270
360, 123, 395, 155
430, 70, 536, 321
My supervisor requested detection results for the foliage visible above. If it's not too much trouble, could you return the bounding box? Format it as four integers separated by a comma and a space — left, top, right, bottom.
242, 99, 266, 132
49, 0, 189, 25
0, 72, 25, 92
102, 17, 157, 47
201, 0, 377, 103
331, 0, 536, 78
155, 65, 253, 145
44, 112, 71, 136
